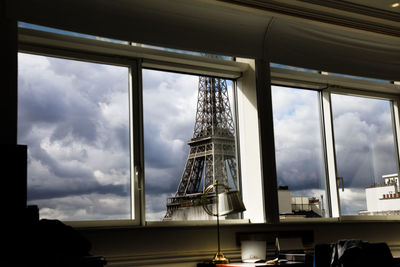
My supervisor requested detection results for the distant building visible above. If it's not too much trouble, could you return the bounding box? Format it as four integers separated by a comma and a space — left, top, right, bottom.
360, 173, 400, 216
278, 186, 323, 218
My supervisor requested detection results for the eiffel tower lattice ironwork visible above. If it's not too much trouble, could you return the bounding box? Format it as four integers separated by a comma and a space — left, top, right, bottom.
164, 76, 238, 220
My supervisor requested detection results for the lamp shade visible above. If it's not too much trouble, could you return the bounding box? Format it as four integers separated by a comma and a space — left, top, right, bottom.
218, 190, 246, 216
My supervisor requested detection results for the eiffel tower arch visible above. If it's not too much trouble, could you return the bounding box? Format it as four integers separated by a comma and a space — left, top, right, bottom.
164, 76, 238, 220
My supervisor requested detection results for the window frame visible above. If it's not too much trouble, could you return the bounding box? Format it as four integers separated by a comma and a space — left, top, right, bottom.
141, 68, 244, 223
270, 84, 333, 220
270, 66, 400, 222
18, 34, 144, 227
324, 87, 400, 219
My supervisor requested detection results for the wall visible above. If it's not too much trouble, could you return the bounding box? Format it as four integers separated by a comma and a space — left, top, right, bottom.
79, 221, 400, 266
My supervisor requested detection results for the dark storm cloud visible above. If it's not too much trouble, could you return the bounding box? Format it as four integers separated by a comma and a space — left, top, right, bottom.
276, 154, 325, 191
18, 80, 68, 124
51, 117, 99, 144
145, 166, 184, 194
143, 121, 190, 169
29, 183, 127, 200
18, 61, 102, 146
114, 125, 130, 149
29, 141, 94, 180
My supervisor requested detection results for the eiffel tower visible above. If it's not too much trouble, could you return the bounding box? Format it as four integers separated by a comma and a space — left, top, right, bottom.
164, 76, 238, 220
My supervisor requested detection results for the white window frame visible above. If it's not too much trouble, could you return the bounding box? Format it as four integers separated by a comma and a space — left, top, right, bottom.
18, 47, 142, 227
324, 87, 400, 221
270, 66, 400, 222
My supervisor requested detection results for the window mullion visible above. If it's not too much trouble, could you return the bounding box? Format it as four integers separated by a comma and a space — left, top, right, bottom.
236, 58, 265, 223
130, 60, 145, 225
255, 59, 279, 224
321, 90, 341, 217
390, 98, 400, 179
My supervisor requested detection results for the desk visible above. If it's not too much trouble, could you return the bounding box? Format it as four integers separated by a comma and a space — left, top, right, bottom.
198, 262, 312, 267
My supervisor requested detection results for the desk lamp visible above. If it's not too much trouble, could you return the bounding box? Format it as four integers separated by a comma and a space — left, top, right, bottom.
202, 181, 246, 264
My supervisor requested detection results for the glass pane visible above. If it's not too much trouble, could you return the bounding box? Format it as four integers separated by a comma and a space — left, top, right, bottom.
18, 53, 131, 221
143, 69, 239, 221
332, 94, 399, 216
272, 86, 329, 218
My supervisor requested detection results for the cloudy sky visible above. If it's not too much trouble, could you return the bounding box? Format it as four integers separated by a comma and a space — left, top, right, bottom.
331, 93, 397, 214
142, 69, 199, 221
18, 52, 398, 221
18, 53, 132, 220
272, 86, 328, 214
142, 70, 236, 221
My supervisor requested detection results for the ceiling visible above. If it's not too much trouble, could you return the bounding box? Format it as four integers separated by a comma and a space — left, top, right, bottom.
298, 0, 400, 15
15, 0, 400, 80
343, 0, 400, 14
223, 0, 400, 37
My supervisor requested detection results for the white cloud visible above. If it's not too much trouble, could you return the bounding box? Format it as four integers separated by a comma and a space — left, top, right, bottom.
94, 169, 128, 186
33, 193, 131, 221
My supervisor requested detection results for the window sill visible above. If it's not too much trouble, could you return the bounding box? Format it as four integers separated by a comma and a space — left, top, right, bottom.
145, 219, 251, 228
279, 215, 400, 224
64, 219, 141, 230
65, 218, 251, 230
279, 217, 339, 224
339, 215, 400, 222
65, 215, 400, 230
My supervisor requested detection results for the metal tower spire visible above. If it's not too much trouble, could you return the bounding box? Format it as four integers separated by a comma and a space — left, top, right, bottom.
164, 76, 237, 220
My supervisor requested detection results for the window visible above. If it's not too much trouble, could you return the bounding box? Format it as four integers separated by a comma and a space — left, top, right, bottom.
18, 53, 133, 221
143, 69, 240, 221
272, 86, 329, 219
17, 27, 399, 224
331, 94, 399, 216
271, 65, 400, 220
